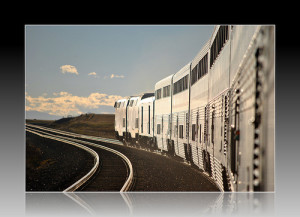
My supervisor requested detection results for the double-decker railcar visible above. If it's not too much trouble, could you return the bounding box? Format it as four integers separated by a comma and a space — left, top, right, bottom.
114, 98, 130, 141
154, 74, 173, 153
227, 25, 274, 192
206, 25, 232, 190
138, 95, 155, 149
126, 96, 140, 145
189, 40, 210, 171
171, 63, 191, 161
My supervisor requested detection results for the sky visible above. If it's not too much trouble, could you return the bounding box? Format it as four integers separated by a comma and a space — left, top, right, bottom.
25, 25, 215, 120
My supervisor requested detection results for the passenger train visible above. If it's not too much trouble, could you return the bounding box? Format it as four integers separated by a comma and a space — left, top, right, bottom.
114, 25, 274, 192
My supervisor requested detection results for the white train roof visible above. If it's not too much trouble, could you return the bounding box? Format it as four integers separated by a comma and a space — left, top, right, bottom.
129, 96, 139, 101
140, 92, 154, 99
116, 97, 130, 103
155, 74, 174, 90
139, 96, 155, 104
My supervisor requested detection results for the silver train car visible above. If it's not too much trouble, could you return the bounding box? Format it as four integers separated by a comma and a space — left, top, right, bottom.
154, 74, 173, 152
114, 93, 154, 146
114, 25, 274, 192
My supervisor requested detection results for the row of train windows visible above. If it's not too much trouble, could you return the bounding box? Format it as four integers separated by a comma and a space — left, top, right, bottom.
129, 99, 137, 107
155, 85, 170, 100
156, 124, 185, 139
114, 101, 125, 108
210, 25, 229, 68
155, 73, 191, 100
191, 54, 208, 86
115, 99, 137, 108
156, 123, 202, 142
177, 124, 202, 141
173, 74, 189, 95
172, 125, 184, 138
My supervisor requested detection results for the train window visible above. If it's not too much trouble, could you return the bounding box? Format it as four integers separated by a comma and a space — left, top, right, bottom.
173, 75, 189, 95
141, 107, 143, 133
173, 81, 178, 94
192, 124, 196, 141
199, 54, 208, 79
129, 100, 134, 107
156, 88, 162, 100
157, 124, 161, 134
210, 25, 229, 68
174, 125, 177, 137
163, 85, 170, 97
179, 125, 184, 139
199, 124, 202, 143
192, 54, 208, 86
191, 65, 198, 85
148, 105, 151, 134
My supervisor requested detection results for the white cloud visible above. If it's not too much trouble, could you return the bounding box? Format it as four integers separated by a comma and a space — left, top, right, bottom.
60, 65, 79, 75
26, 91, 123, 117
110, 74, 124, 79
88, 72, 97, 76
88, 72, 99, 78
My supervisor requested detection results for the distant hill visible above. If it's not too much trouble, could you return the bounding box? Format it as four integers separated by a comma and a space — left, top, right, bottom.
26, 111, 63, 120
27, 113, 115, 139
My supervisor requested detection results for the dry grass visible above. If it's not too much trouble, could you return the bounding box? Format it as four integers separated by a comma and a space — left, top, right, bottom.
26, 113, 116, 139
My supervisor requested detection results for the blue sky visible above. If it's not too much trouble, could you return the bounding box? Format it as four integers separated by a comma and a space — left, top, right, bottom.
25, 25, 214, 119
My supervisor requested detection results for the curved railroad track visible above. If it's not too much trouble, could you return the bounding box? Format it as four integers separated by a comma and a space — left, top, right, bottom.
26, 123, 220, 192
26, 125, 134, 192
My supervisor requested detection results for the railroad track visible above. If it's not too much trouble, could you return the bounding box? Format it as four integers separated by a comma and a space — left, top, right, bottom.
26, 125, 134, 192
26, 123, 123, 145
26, 123, 220, 192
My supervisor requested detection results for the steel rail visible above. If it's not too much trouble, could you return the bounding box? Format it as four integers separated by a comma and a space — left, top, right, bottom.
26, 127, 99, 192
26, 123, 123, 145
26, 126, 134, 192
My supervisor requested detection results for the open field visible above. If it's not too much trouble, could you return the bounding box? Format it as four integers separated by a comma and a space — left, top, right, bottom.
26, 113, 115, 139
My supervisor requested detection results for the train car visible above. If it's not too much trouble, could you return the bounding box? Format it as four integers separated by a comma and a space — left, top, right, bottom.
171, 63, 191, 161
138, 95, 155, 149
154, 74, 173, 153
189, 40, 210, 171
114, 97, 130, 141
126, 96, 140, 145
205, 25, 232, 190
228, 25, 274, 192
259, 26, 275, 192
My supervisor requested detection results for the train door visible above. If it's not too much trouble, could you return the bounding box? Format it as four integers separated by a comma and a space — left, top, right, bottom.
161, 116, 164, 150
211, 106, 215, 160
184, 112, 192, 162
175, 114, 179, 155
203, 105, 212, 175
196, 110, 200, 166
141, 106, 143, 134
148, 105, 151, 135
230, 96, 240, 191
